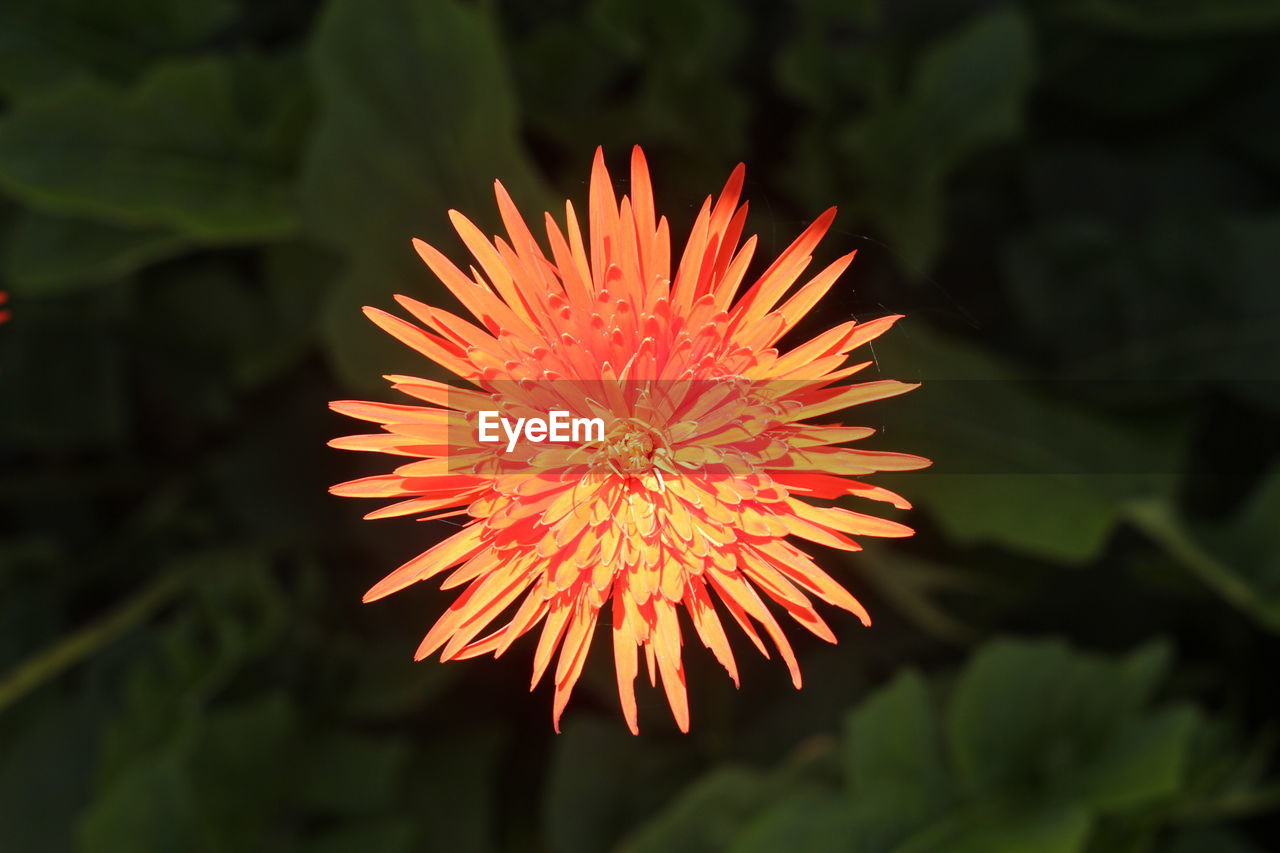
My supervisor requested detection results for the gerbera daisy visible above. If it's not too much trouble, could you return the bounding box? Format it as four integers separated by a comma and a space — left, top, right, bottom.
329, 147, 929, 733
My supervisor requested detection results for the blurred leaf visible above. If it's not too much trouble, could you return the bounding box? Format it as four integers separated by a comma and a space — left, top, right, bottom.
829, 671, 955, 849
876, 324, 1184, 562
897, 802, 1091, 853
1127, 469, 1280, 632
512, 0, 749, 183
626, 639, 1231, 853
946, 639, 1187, 809
300, 0, 546, 390
0, 0, 235, 97
844, 670, 951, 821
545, 717, 696, 853
509, 21, 628, 141
76, 747, 205, 853
319, 260, 438, 394
1174, 718, 1278, 820
1073, 707, 1199, 811
3, 2, 1280, 851
776, 0, 883, 111
895, 8, 1034, 166
732, 787, 876, 853
78, 693, 297, 853
185, 693, 297, 845
2, 211, 186, 297
619, 767, 770, 853
0, 57, 298, 241
97, 551, 287, 780
261, 239, 334, 353
841, 7, 1034, 270
590, 0, 749, 162
1196, 466, 1280, 607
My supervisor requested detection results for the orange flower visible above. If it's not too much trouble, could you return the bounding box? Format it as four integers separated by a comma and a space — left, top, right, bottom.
330, 148, 929, 733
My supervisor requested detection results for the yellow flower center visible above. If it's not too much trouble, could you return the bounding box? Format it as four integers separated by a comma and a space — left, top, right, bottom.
596, 419, 667, 477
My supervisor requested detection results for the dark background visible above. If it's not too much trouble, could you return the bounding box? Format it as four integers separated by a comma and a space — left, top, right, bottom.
2, 0, 1279, 851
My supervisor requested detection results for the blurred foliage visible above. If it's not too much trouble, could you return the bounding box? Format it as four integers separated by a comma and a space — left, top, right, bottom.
621, 640, 1272, 853
1, 0, 1279, 851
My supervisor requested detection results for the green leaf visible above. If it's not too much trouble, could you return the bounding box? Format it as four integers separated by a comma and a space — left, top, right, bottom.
512, 0, 749, 182
775, 0, 884, 111
841, 670, 952, 844
626, 640, 1239, 853
0, 58, 298, 242
0, 0, 235, 97
186, 694, 298, 844
319, 260, 443, 392
945, 640, 1179, 801
299, 0, 546, 391
947, 639, 1074, 795
1126, 468, 1280, 632
875, 324, 1185, 562
545, 717, 696, 853
589, 0, 750, 163
619, 767, 770, 853
3, 210, 186, 296
842, 8, 1034, 270
896, 802, 1091, 853
1197, 466, 1280, 608
97, 551, 288, 780
903, 9, 1034, 164
79, 694, 298, 853
1071, 707, 1199, 811
732, 787, 883, 853
845, 670, 946, 792
75, 748, 205, 853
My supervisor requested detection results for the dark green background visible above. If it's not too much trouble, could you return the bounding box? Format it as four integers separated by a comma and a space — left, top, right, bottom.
2, 0, 1279, 850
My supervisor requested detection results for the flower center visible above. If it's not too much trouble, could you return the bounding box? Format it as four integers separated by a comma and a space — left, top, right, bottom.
596, 419, 667, 477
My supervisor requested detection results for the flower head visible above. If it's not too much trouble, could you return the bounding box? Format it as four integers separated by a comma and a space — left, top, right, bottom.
0, 290, 10, 325
330, 148, 929, 733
